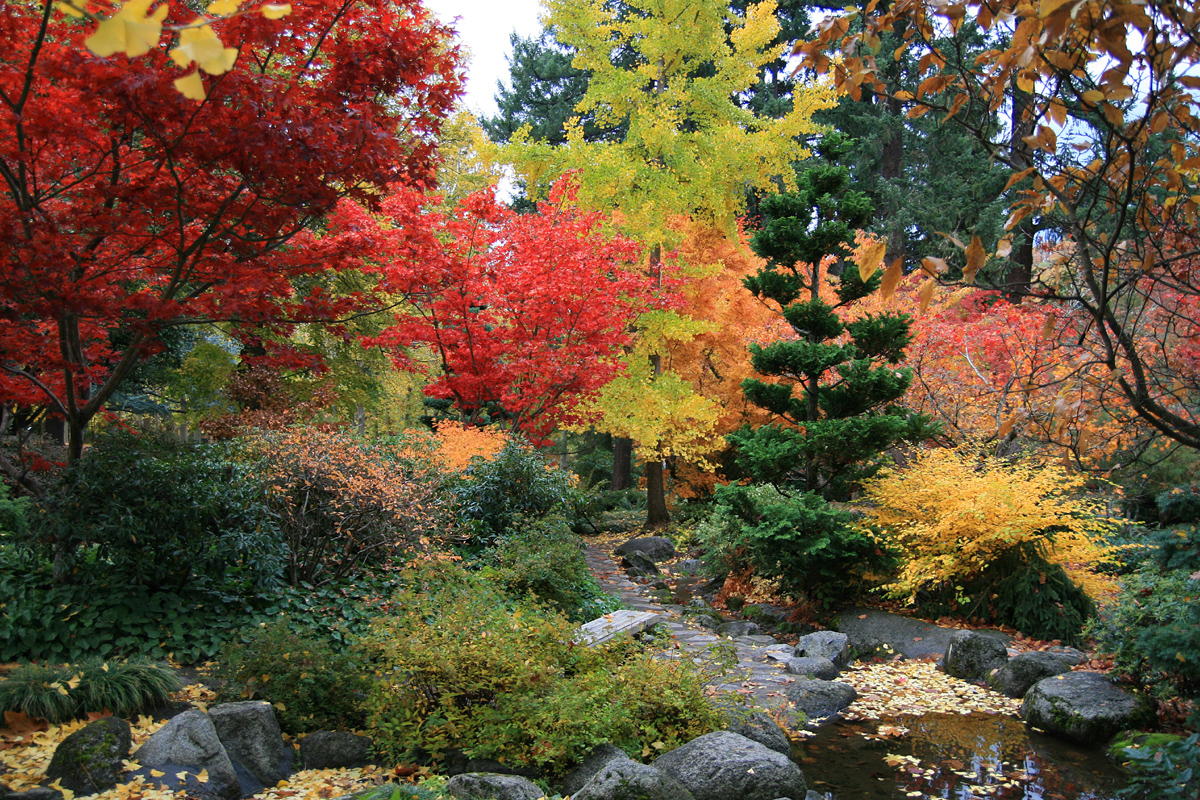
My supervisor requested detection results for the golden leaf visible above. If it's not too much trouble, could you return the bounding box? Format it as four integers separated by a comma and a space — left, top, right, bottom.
56, 2, 86, 18
920, 256, 947, 276
174, 71, 207, 100
196, 769, 209, 784
1081, 89, 1104, 104
171, 24, 239, 75
918, 277, 935, 314
1041, 314, 1055, 339
859, 239, 886, 282
996, 236, 1013, 258
880, 258, 903, 303
963, 235, 984, 284
85, 0, 168, 58
150, 770, 165, 778
206, 0, 241, 13
261, 3, 291, 19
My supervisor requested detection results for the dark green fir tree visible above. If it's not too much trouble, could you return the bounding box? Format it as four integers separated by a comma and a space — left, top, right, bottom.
730, 132, 933, 500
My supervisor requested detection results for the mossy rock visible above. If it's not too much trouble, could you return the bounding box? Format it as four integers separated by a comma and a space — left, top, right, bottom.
45, 716, 132, 795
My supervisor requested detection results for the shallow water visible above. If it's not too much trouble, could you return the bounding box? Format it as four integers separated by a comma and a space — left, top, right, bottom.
795, 712, 1128, 800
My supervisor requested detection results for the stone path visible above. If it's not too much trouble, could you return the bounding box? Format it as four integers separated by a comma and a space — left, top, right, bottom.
583, 541, 796, 712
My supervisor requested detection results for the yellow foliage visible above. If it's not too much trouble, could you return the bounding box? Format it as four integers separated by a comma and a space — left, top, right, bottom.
863, 445, 1119, 602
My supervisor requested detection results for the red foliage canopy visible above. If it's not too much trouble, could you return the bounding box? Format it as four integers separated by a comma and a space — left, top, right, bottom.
368, 178, 659, 442
0, 0, 461, 472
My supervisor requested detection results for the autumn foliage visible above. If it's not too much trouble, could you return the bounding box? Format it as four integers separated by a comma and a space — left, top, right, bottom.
0, 0, 460, 476
368, 178, 656, 443
246, 428, 451, 587
863, 445, 1117, 640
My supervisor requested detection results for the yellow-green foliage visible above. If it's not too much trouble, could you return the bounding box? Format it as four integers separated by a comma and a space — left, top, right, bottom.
360, 563, 721, 774
864, 446, 1116, 603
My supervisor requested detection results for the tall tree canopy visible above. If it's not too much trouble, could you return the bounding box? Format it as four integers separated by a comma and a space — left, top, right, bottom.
796, 0, 1200, 449
0, 0, 461, 487
501, 0, 833, 524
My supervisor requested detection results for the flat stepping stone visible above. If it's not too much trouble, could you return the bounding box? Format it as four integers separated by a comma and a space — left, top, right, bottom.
578, 609, 663, 646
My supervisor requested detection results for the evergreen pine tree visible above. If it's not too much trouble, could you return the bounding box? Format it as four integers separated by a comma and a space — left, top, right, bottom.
731, 133, 933, 500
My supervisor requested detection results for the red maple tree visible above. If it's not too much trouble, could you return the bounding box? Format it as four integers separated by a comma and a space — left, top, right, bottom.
0, 0, 461, 488
367, 178, 659, 442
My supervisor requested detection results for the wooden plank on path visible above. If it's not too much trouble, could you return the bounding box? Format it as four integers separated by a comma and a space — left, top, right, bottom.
577, 609, 662, 646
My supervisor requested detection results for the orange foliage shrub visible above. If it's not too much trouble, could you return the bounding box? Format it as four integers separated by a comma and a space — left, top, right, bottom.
246, 427, 452, 587
429, 421, 508, 474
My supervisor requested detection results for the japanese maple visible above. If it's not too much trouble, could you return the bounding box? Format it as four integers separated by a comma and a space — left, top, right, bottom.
0, 0, 461, 489
367, 177, 658, 443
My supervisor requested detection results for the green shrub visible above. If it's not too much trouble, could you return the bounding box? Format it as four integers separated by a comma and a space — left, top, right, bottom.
1088, 565, 1200, 706
216, 619, 373, 733
360, 563, 720, 775
0, 658, 180, 723
30, 430, 284, 590
698, 484, 893, 608
487, 516, 621, 621
0, 562, 403, 665
1156, 485, 1200, 526
451, 437, 586, 545
0, 481, 30, 538
1119, 733, 1200, 799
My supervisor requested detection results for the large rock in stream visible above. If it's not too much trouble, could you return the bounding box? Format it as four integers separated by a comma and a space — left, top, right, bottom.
652, 731, 806, 800
1022, 671, 1152, 746
45, 716, 131, 796
943, 630, 1010, 681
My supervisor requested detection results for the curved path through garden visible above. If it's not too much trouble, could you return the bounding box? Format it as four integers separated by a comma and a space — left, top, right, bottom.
582, 540, 797, 713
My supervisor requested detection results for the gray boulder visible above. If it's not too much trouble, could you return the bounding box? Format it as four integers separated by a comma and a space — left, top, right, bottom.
805, 792, 824, 800
987, 652, 1073, 698
444, 773, 545, 800
1022, 671, 1152, 746
299, 731, 373, 770
718, 621, 760, 638
560, 744, 634, 797
209, 701, 294, 792
615, 536, 677, 562
943, 630, 1009, 680
1046, 646, 1087, 666
795, 632, 851, 669
784, 657, 839, 680
672, 559, 705, 576
784, 680, 858, 724
763, 645, 796, 663
726, 711, 792, 756
653, 731, 806, 800
621, 551, 660, 577
574, 760, 694, 800
45, 716, 131, 795
6, 790, 60, 800
132, 710, 240, 800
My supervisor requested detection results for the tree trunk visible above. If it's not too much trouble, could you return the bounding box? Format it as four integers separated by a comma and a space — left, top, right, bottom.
1006, 71, 1035, 297
645, 459, 670, 527
611, 436, 633, 490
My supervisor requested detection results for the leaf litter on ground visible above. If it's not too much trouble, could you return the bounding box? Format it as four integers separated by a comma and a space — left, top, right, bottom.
1, 684, 401, 800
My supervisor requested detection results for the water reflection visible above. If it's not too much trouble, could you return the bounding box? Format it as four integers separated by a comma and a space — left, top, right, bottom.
796, 712, 1126, 800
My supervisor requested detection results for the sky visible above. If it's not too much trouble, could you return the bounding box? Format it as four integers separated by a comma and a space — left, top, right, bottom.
423, 0, 547, 120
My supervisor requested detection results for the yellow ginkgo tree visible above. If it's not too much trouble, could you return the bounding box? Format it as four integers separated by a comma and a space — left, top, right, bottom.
497, 0, 835, 524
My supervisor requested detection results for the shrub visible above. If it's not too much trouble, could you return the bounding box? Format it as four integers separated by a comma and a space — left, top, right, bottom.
697, 484, 893, 609
1119, 733, 1200, 800
360, 563, 720, 775
0, 562, 403, 665
863, 446, 1114, 641
29, 429, 284, 590
487, 516, 621, 621
245, 427, 452, 587
216, 619, 373, 733
0, 481, 30, 538
1088, 535, 1200, 707
0, 658, 180, 723
1156, 485, 1200, 526
450, 437, 586, 545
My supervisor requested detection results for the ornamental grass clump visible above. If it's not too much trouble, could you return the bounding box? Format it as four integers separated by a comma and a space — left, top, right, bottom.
862, 446, 1117, 642
0, 658, 180, 723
